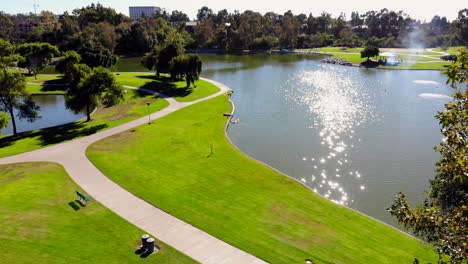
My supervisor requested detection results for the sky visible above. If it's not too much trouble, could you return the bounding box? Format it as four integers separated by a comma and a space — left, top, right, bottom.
2, 0, 467, 22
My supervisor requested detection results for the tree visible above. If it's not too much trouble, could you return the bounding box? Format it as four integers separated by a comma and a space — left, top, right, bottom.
65, 67, 124, 122
169, 54, 202, 87
0, 38, 21, 67
55, 50, 81, 74
0, 69, 40, 136
388, 49, 468, 264
360, 45, 379, 61
17, 43, 60, 79
141, 30, 185, 76
0, 12, 14, 40
78, 41, 117, 68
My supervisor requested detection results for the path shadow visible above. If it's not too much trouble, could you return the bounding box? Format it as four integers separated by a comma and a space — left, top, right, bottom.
68, 201, 80, 211
38, 123, 108, 146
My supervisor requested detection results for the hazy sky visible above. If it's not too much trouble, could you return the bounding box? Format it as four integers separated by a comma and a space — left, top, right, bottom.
2, 0, 467, 21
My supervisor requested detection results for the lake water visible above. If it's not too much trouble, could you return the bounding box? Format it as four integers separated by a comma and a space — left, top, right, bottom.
200, 54, 452, 225
1, 95, 86, 136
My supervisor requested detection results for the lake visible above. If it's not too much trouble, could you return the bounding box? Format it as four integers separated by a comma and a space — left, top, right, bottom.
199, 53, 452, 225
1, 95, 85, 136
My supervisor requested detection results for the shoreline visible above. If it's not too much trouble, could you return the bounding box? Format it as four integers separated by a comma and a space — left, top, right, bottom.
187, 49, 446, 71
220, 82, 423, 242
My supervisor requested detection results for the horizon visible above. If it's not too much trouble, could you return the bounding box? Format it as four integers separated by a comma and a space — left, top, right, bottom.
2, 0, 467, 22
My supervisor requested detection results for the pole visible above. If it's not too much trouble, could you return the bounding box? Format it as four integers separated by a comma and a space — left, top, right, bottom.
147, 102, 152, 124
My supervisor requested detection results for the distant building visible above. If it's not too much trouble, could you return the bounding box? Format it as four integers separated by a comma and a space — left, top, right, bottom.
14, 20, 50, 36
129, 6, 160, 19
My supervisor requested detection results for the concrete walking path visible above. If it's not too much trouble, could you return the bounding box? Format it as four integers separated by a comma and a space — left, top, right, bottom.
0, 78, 268, 264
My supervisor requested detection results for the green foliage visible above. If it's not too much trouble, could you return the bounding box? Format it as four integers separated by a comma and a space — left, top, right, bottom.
55, 50, 81, 74
141, 30, 185, 75
360, 45, 380, 60
0, 38, 21, 67
65, 67, 123, 121
78, 41, 117, 68
0, 13, 14, 40
0, 69, 40, 135
17, 43, 60, 78
0, 111, 9, 132
389, 49, 468, 264
169, 55, 202, 87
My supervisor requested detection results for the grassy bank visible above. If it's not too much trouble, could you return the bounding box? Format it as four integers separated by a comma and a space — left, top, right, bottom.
87, 94, 437, 264
0, 86, 168, 158
0, 162, 198, 264
114, 72, 220, 102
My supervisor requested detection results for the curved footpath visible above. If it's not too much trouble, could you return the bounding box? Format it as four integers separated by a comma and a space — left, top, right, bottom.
0, 78, 267, 264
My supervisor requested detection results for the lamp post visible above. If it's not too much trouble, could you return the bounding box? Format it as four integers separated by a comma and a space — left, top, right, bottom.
147, 102, 152, 124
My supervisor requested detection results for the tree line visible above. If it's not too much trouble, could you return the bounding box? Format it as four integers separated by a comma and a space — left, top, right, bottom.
0, 4, 467, 53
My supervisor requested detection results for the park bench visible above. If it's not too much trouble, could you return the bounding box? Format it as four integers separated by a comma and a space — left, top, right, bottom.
76, 191, 90, 205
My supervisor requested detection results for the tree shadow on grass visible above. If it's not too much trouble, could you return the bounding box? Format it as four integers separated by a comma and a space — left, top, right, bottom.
0, 122, 108, 149
136, 75, 193, 98
38, 85, 67, 93
38, 122, 108, 146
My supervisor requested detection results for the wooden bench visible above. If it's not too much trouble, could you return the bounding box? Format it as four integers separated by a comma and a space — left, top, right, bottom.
76, 191, 90, 205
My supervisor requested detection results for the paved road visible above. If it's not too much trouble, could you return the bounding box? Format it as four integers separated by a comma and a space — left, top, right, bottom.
0, 78, 268, 264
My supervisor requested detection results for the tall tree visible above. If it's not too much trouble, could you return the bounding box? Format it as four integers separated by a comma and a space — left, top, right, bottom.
65, 67, 123, 121
141, 30, 185, 76
0, 69, 40, 136
17, 42, 60, 79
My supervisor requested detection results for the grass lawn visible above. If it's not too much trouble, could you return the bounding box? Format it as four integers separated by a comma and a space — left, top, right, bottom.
110, 55, 150, 72
114, 72, 220, 102
25, 84, 66, 94
25, 74, 62, 84
87, 94, 437, 264
432, 46, 466, 53
0, 162, 198, 264
0, 88, 168, 158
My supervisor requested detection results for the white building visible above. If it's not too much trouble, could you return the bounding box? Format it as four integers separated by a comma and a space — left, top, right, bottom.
129, 6, 160, 19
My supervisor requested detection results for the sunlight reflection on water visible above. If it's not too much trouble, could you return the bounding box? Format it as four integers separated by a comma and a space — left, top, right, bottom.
283, 68, 379, 205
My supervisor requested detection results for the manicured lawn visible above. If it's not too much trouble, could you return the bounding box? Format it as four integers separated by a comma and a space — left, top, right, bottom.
0, 162, 198, 264
110, 55, 150, 72
432, 46, 466, 53
87, 94, 437, 264
25, 74, 62, 84
25, 84, 66, 94
114, 72, 220, 102
0, 88, 168, 158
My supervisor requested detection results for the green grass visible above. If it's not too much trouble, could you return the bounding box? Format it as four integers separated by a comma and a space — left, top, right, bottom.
0, 162, 198, 264
87, 94, 437, 264
0, 88, 169, 158
110, 56, 150, 72
432, 46, 466, 53
114, 72, 220, 102
25, 74, 62, 83
25, 84, 66, 94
